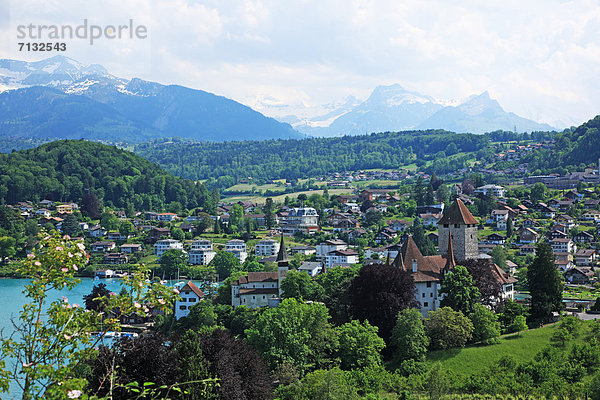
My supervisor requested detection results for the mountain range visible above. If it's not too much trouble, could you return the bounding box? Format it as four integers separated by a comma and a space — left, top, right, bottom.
277, 84, 555, 136
0, 56, 556, 143
0, 56, 300, 142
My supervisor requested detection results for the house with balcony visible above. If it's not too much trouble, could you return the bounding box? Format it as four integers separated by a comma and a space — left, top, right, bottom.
225, 239, 248, 264
154, 239, 183, 259
255, 238, 280, 257
188, 239, 216, 265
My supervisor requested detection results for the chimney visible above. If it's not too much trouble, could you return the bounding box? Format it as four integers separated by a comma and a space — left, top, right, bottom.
412, 259, 417, 273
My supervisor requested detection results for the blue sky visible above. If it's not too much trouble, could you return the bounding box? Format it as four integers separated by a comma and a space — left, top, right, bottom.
2, 0, 599, 127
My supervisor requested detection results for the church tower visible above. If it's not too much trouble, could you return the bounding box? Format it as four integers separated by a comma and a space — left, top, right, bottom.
276, 234, 289, 299
437, 199, 478, 262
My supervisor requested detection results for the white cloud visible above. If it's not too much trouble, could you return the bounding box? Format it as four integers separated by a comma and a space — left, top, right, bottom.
1, 0, 599, 127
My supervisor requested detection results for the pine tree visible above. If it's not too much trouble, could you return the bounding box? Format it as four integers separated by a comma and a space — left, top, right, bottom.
528, 242, 563, 323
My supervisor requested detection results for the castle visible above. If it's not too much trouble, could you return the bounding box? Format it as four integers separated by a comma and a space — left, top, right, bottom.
384, 199, 515, 315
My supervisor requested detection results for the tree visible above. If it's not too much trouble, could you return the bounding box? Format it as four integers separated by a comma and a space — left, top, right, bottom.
551, 315, 581, 347
61, 213, 80, 237
528, 242, 563, 323
193, 329, 272, 400
215, 271, 247, 305
229, 204, 244, 229
509, 315, 528, 336
175, 330, 216, 400
264, 198, 275, 229
491, 245, 507, 269
83, 283, 111, 313
498, 300, 527, 333
315, 266, 358, 326
440, 265, 480, 314
425, 307, 474, 350
171, 227, 185, 241
470, 303, 500, 344
118, 220, 135, 238
0, 233, 178, 399
436, 183, 450, 204
410, 218, 437, 256
100, 212, 119, 231
177, 300, 218, 333
211, 251, 241, 281
530, 182, 548, 202
461, 179, 475, 195
413, 176, 426, 206
159, 249, 187, 279
334, 320, 385, 370
425, 182, 436, 205
0, 236, 16, 262
281, 270, 321, 301
348, 264, 418, 342
391, 308, 429, 361
462, 259, 503, 308
245, 298, 334, 373
506, 217, 514, 237
277, 367, 360, 400
193, 212, 213, 235
81, 192, 102, 219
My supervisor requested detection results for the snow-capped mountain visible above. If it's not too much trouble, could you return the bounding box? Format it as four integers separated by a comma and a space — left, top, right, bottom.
290, 85, 555, 136
0, 56, 300, 142
416, 92, 555, 133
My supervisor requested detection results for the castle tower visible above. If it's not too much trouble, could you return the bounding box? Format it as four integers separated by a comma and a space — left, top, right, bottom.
443, 231, 456, 274
276, 234, 289, 298
437, 199, 478, 262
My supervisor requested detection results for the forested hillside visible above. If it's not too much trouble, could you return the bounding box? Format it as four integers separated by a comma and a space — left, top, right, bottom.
523, 115, 600, 173
134, 130, 490, 183
0, 140, 215, 210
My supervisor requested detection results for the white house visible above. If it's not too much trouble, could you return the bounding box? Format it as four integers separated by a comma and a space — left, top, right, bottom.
324, 249, 359, 269
282, 207, 319, 235
188, 239, 216, 265
156, 213, 178, 222
154, 239, 184, 259
174, 281, 204, 320
231, 272, 279, 308
551, 238, 576, 254
225, 239, 248, 264
298, 261, 323, 277
316, 239, 348, 260
474, 184, 506, 197
255, 238, 280, 257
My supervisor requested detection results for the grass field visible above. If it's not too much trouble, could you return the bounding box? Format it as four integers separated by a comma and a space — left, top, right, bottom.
222, 188, 352, 204
424, 321, 593, 377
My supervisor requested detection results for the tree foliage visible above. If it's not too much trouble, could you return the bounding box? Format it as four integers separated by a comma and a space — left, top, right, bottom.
425, 307, 474, 350
348, 264, 418, 342
440, 265, 480, 315
528, 242, 563, 323
391, 308, 429, 362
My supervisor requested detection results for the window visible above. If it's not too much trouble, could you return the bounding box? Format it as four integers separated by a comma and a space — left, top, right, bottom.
180, 298, 186, 302
444, 224, 449, 228
189, 298, 196, 302
179, 306, 186, 310
430, 293, 433, 297
426, 282, 431, 288
422, 293, 425, 298
424, 302, 429, 307
454, 224, 460, 228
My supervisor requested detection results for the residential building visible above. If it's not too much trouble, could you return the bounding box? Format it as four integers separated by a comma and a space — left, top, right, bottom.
565, 268, 594, 285
255, 238, 280, 257
420, 213, 442, 226
551, 238, 576, 254
225, 239, 248, 264
486, 233, 506, 245
474, 184, 506, 197
518, 228, 539, 244
282, 207, 319, 235
103, 253, 128, 265
316, 239, 348, 260
154, 239, 183, 259
298, 261, 323, 277
91, 241, 116, 252
174, 281, 204, 320
89, 225, 106, 238
575, 249, 597, 266
120, 244, 142, 253
188, 239, 216, 265
56, 204, 73, 214
324, 249, 359, 269
289, 245, 316, 256
157, 213, 178, 222
574, 231, 594, 243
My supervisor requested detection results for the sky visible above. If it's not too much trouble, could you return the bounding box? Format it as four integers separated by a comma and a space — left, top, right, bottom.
1, 0, 599, 128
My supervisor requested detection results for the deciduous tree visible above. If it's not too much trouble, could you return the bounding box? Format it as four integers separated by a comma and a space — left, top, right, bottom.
391, 308, 429, 361
440, 265, 480, 314
425, 307, 473, 350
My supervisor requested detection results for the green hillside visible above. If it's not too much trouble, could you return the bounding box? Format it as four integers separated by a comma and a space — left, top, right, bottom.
0, 140, 215, 210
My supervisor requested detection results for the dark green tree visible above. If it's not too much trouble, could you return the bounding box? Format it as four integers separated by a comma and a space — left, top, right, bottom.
334, 320, 385, 370
211, 251, 242, 280
118, 220, 135, 238
528, 242, 563, 323
440, 265, 480, 315
470, 303, 500, 344
410, 218, 437, 256
263, 198, 275, 229
391, 308, 429, 361
159, 249, 187, 279
280, 270, 321, 301
61, 213, 80, 237
425, 307, 473, 350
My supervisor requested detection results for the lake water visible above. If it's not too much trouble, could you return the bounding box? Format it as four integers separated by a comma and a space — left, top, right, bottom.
0, 277, 199, 399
